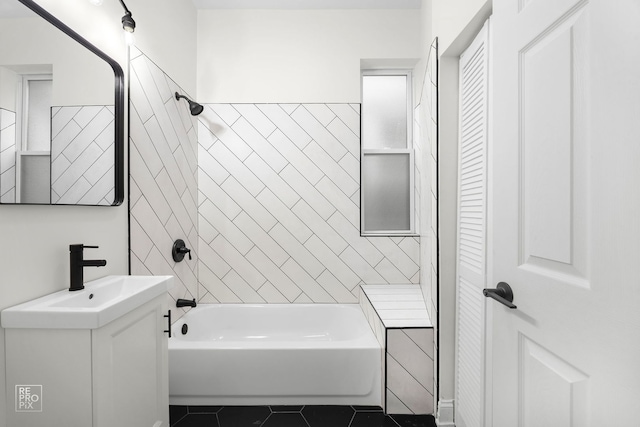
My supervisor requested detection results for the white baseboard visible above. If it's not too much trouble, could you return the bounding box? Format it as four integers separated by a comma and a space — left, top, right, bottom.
435, 399, 455, 427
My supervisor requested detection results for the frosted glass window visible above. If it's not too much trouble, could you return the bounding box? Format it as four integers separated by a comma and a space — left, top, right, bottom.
361, 70, 414, 235
362, 153, 411, 232
26, 79, 52, 151
362, 75, 408, 149
20, 154, 50, 204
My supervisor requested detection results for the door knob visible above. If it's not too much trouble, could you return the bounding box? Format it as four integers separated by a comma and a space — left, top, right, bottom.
483, 282, 517, 309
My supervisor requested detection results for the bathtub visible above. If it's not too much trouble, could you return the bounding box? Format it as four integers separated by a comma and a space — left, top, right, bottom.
168, 304, 382, 406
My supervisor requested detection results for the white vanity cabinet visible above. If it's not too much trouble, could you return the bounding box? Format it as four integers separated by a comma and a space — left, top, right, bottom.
5, 294, 169, 427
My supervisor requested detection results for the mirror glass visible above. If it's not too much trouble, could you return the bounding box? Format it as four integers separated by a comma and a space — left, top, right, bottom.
0, 0, 124, 205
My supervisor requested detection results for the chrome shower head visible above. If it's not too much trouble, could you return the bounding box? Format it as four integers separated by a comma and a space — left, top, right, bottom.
175, 92, 204, 116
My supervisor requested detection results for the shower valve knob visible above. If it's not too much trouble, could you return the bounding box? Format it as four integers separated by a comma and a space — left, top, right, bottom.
172, 239, 191, 262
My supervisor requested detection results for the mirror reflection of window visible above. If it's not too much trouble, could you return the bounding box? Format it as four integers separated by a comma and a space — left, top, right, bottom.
23, 76, 52, 151
16, 74, 51, 203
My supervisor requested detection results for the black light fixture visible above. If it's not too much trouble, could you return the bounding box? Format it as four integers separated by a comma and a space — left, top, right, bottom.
118, 0, 135, 33
175, 92, 204, 116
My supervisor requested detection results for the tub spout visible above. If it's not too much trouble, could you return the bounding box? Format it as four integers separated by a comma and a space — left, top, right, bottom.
176, 298, 196, 308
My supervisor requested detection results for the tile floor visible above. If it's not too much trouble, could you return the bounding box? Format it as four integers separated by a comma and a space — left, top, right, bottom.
170, 405, 437, 427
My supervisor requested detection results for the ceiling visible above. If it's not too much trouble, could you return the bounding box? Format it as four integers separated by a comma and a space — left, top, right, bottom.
191, 0, 421, 9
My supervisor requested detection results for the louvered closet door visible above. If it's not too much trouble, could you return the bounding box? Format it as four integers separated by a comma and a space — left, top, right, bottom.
455, 20, 489, 427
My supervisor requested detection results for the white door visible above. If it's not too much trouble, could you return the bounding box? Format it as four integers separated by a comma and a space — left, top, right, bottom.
489, 0, 640, 425
455, 21, 489, 427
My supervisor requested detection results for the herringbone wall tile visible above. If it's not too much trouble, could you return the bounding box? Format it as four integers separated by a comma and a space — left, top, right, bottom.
198, 104, 420, 303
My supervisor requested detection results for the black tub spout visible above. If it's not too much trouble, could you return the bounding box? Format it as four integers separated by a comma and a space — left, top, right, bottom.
176, 298, 197, 308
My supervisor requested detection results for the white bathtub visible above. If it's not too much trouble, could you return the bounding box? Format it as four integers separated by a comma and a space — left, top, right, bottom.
168, 304, 382, 406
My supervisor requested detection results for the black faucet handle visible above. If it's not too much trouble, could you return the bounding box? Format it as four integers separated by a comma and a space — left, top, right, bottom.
70, 244, 99, 251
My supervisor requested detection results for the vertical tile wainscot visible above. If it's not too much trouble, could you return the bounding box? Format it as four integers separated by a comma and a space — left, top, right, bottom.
359, 285, 434, 415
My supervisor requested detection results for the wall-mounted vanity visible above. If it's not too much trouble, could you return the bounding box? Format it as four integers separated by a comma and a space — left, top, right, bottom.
2, 275, 171, 426
0, 0, 124, 206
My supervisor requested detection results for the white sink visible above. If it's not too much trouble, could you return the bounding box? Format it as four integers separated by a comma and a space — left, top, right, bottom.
1, 275, 172, 329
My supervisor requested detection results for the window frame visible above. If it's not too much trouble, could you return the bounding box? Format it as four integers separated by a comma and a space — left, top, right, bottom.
360, 69, 415, 236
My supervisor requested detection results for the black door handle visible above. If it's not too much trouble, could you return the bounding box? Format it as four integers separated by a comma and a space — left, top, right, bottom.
483, 282, 517, 309
164, 310, 172, 337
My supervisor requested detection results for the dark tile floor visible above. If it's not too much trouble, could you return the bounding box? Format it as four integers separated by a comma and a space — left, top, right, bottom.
170, 405, 436, 427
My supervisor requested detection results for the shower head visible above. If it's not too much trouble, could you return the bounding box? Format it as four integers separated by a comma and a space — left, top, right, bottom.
175, 92, 204, 116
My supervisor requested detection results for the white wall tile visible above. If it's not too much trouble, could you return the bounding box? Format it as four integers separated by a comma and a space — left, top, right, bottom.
199, 263, 242, 303
280, 104, 299, 115
268, 224, 324, 278
209, 142, 264, 196
268, 130, 323, 184
221, 270, 266, 303
303, 104, 336, 127
257, 282, 289, 303
198, 236, 231, 278
245, 247, 301, 302
244, 153, 299, 208
316, 177, 360, 228
205, 111, 253, 161
257, 188, 313, 243
339, 247, 386, 284
375, 258, 413, 284
280, 165, 335, 219
387, 329, 433, 389
197, 103, 421, 304
280, 259, 335, 303
129, 61, 154, 123
370, 238, 419, 279
199, 173, 242, 220
221, 177, 277, 232
130, 52, 199, 310
328, 103, 360, 137
232, 117, 287, 172
258, 104, 312, 150
327, 211, 383, 266
303, 141, 358, 197
292, 200, 347, 255
327, 117, 359, 158
293, 106, 347, 161
207, 103, 241, 126
144, 116, 186, 194
387, 355, 433, 414
200, 200, 253, 254
129, 108, 163, 177
233, 211, 289, 267
316, 270, 358, 303
198, 145, 229, 185
386, 390, 412, 415
304, 235, 360, 291
232, 104, 277, 137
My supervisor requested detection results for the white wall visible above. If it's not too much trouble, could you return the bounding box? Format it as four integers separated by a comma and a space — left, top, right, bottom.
0, 15, 113, 107
0, 0, 197, 425
197, 9, 421, 103
432, 0, 491, 55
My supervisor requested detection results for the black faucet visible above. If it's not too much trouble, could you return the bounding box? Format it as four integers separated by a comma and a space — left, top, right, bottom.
69, 244, 107, 291
176, 298, 197, 308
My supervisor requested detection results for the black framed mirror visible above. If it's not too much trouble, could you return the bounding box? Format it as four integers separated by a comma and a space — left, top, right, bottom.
0, 0, 124, 206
